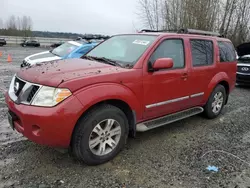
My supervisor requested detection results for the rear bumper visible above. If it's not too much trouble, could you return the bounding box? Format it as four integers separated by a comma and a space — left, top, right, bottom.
5, 93, 83, 148
236, 73, 250, 85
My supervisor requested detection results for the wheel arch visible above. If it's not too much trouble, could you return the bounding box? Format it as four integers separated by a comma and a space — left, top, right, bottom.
206, 72, 230, 103
218, 80, 230, 104
70, 97, 137, 148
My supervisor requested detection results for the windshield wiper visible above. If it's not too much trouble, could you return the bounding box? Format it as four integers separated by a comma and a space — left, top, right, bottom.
85, 56, 123, 67
82, 55, 96, 61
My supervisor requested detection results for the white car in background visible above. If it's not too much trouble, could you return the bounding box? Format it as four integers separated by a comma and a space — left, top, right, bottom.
20, 40, 98, 67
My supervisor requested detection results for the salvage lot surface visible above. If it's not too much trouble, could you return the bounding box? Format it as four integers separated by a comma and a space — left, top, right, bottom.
0, 46, 250, 188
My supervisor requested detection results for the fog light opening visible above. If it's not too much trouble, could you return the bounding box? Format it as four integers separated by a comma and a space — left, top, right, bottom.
32, 125, 41, 136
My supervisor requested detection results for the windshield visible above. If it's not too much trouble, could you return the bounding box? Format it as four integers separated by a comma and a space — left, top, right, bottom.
86, 35, 156, 66
51, 42, 79, 57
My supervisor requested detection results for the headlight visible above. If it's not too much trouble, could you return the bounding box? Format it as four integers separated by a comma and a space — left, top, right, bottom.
31, 86, 72, 107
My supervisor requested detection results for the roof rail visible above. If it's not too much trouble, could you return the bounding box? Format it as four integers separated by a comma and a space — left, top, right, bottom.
177, 29, 221, 37
139, 29, 178, 33
139, 28, 223, 37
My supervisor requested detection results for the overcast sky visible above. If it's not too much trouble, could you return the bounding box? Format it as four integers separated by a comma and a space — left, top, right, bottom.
1, 0, 142, 35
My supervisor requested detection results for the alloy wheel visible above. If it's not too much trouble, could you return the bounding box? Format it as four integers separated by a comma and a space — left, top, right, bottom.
88, 119, 121, 156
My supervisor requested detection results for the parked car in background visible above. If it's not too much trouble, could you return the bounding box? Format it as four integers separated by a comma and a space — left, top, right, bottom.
6, 29, 236, 165
20, 40, 40, 47
0, 38, 7, 46
236, 42, 250, 85
20, 40, 99, 67
50, 41, 64, 48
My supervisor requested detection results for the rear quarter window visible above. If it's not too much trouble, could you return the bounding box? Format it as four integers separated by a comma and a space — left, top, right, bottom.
190, 39, 214, 66
218, 41, 236, 62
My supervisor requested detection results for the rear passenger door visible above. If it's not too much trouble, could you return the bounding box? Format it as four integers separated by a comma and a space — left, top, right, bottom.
188, 39, 217, 107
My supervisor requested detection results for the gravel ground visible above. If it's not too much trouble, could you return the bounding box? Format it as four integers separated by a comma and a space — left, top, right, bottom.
0, 46, 250, 188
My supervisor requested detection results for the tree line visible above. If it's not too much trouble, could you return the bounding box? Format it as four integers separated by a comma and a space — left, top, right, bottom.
0, 15, 33, 37
137, 0, 250, 46
0, 15, 109, 39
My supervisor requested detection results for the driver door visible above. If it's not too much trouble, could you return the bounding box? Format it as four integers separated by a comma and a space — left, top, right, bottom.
143, 38, 191, 119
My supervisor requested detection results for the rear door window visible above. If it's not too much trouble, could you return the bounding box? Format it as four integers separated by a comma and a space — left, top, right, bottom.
190, 39, 214, 66
218, 41, 236, 62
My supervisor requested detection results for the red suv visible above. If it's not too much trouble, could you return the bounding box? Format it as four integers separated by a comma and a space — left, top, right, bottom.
5, 29, 237, 165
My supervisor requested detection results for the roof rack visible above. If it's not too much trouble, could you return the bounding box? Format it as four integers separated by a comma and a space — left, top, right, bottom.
139, 28, 222, 37
177, 29, 221, 37
139, 29, 178, 33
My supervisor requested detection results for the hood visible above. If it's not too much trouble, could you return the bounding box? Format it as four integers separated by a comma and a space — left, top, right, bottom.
25, 51, 61, 65
236, 42, 250, 57
17, 59, 130, 89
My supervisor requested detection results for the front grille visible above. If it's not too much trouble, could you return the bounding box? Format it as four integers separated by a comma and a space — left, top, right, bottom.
9, 75, 41, 105
27, 86, 39, 102
237, 66, 250, 74
14, 77, 25, 96
237, 74, 250, 83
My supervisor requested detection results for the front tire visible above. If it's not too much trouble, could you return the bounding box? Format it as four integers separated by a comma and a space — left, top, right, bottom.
71, 104, 129, 165
204, 85, 226, 119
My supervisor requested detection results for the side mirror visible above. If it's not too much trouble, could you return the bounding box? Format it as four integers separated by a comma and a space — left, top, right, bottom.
152, 58, 174, 70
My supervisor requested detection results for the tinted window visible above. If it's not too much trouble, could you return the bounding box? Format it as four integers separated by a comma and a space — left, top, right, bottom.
191, 40, 213, 66
218, 41, 236, 62
150, 39, 185, 68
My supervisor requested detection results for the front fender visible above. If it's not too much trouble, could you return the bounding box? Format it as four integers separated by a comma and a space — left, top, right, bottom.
74, 83, 142, 120
205, 72, 230, 100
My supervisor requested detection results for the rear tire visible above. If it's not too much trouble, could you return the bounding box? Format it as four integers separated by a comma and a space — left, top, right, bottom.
204, 84, 226, 119
71, 104, 129, 165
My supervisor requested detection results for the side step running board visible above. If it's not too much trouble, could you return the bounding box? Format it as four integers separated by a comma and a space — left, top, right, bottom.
136, 107, 204, 132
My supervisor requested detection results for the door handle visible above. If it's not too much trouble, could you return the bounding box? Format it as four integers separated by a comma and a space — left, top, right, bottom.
181, 73, 188, 80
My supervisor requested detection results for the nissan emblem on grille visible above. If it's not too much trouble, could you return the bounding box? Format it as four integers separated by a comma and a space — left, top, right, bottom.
242, 67, 249, 71
14, 81, 20, 94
